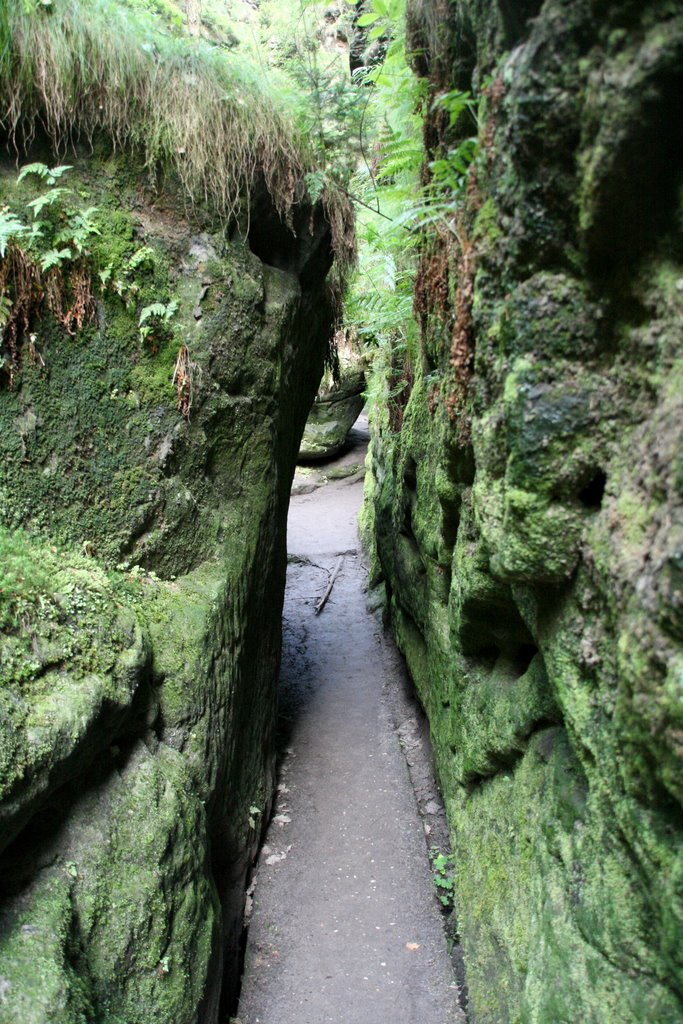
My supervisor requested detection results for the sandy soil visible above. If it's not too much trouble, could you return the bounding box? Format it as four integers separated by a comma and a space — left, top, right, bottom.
236, 418, 465, 1024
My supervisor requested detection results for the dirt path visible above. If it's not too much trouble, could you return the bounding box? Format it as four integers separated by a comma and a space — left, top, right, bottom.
237, 420, 463, 1024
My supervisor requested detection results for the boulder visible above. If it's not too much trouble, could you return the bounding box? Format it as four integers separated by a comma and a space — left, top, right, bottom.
299, 369, 365, 461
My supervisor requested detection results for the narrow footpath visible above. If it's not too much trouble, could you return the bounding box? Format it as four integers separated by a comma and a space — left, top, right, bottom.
237, 420, 463, 1024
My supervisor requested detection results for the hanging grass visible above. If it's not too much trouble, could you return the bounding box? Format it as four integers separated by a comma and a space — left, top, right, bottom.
0, 0, 354, 267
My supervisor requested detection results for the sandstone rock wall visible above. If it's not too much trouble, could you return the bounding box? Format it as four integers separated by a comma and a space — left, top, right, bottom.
367, 1, 683, 1020
0, 146, 333, 1023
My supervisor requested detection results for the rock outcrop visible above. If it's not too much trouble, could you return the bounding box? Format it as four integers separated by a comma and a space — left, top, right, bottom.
299, 368, 365, 460
366, 1, 683, 1021
0, 144, 334, 1023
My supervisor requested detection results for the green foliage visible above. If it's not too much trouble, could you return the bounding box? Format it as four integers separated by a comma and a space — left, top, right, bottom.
6, 163, 101, 263
305, 170, 327, 205
26, 187, 70, 218
357, 0, 404, 39
38, 247, 72, 272
430, 847, 456, 909
99, 245, 158, 307
0, 207, 27, 257
343, 0, 423, 400
0, 0, 317, 233
432, 88, 472, 129
138, 300, 178, 347
139, 301, 178, 325
342, 0, 480, 433
428, 90, 478, 194
0, 162, 111, 381
16, 162, 72, 185
56, 207, 101, 255
252, 1, 365, 195
0, 0, 356, 268
0, 156, 186, 388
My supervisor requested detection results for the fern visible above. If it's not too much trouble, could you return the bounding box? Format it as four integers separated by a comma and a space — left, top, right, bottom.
39, 248, 72, 272
138, 300, 178, 347
431, 89, 475, 129
26, 220, 46, 244
0, 207, 27, 257
27, 188, 71, 218
55, 207, 101, 253
0, 292, 11, 327
377, 134, 424, 181
305, 170, 326, 205
126, 247, 155, 272
139, 301, 177, 326
16, 163, 72, 186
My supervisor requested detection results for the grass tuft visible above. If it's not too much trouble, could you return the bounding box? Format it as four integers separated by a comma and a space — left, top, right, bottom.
0, 0, 354, 267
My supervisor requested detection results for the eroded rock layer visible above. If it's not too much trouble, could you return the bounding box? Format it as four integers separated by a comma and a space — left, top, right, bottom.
367, 1, 683, 1020
0, 147, 333, 1023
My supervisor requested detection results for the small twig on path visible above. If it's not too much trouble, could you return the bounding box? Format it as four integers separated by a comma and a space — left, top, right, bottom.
315, 556, 344, 615
288, 554, 330, 573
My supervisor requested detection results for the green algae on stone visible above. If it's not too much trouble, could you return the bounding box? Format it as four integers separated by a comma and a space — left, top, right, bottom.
0, 872, 94, 1024
0, 743, 220, 1024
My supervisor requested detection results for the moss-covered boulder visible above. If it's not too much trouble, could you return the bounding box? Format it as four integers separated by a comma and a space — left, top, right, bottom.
299, 367, 365, 460
367, 1, 683, 1021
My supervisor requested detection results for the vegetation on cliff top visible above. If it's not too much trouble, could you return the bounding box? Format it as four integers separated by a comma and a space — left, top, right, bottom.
343, 0, 480, 440
0, 0, 354, 265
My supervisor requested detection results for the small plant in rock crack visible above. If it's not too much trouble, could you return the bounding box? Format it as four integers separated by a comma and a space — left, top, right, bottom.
430, 847, 455, 910
138, 300, 178, 351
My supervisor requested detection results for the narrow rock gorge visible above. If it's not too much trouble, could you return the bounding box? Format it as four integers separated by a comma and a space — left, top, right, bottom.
0, 0, 681, 1022
365, 0, 683, 1021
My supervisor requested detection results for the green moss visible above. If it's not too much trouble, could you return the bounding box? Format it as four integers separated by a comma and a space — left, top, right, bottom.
0, 152, 299, 579
0, 872, 93, 1024
130, 332, 181, 408
472, 197, 502, 245
0, 527, 140, 694
614, 489, 654, 549
70, 744, 219, 1024
0, 523, 154, 871
144, 562, 223, 729
0, 31, 335, 1013
368, 3, 683, 1021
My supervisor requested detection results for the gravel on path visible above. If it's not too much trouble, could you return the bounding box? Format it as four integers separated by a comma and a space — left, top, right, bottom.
237, 421, 464, 1024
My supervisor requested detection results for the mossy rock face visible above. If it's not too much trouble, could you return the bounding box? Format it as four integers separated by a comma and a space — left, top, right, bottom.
368, 1, 683, 1021
0, 151, 316, 579
0, 147, 333, 1022
0, 742, 219, 1024
299, 367, 365, 460
0, 529, 151, 857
